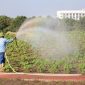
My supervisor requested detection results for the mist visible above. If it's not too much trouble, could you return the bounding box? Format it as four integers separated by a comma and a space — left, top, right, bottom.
16, 17, 78, 59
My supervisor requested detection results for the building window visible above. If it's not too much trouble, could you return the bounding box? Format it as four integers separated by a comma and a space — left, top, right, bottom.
73, 13, 75, 18
79, 13, 81, 16
66, 13, 68, 16
83, 13, 85, 16
76, 13, 78, 15
73, 13, 75, 15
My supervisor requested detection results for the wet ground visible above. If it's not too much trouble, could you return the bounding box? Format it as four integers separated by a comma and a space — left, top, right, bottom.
0, 79, 85, 85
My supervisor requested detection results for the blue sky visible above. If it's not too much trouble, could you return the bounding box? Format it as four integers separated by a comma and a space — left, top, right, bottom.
0, 0, 85, 17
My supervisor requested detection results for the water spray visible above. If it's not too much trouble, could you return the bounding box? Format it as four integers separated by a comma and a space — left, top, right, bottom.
17, 17, 77, 59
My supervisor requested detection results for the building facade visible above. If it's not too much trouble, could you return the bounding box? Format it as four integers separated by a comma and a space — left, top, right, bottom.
57, 9, 85, 20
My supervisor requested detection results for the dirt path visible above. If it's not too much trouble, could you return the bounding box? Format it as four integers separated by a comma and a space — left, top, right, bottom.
0, 73, 85, 81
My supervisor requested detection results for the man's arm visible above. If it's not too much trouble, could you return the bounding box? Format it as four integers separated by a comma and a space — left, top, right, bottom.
5, 38, 14, 43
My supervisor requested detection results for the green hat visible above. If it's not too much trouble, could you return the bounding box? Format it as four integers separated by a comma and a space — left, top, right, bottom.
0, 32, 4, 37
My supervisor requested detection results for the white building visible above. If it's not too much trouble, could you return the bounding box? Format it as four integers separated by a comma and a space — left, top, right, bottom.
57, 9, 85, 20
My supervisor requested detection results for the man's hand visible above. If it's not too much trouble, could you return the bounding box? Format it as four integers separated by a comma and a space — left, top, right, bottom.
13, 37, 16, 40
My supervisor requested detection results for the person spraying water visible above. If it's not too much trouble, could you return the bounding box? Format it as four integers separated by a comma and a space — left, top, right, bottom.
0, 32, 16, 72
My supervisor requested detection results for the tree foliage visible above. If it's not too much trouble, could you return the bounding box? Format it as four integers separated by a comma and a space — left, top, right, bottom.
9, 16, 27, 32
79, 17, 85, 30
63, 17, 85, 31
0, 16, 13, 32
0, 15, 85, 32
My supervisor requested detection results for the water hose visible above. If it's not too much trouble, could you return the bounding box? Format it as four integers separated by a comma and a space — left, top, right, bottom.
5, 53, 16, 73
5, 37, 18, 73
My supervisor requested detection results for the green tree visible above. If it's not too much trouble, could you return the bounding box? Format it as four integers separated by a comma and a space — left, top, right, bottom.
63, 18, 77, 31
0, 16, 12, 32
9, 16, 27, 32
78, 17, 85, 30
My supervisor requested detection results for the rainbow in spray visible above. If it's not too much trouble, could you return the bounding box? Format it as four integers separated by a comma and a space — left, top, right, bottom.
17, 17, 77, 59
